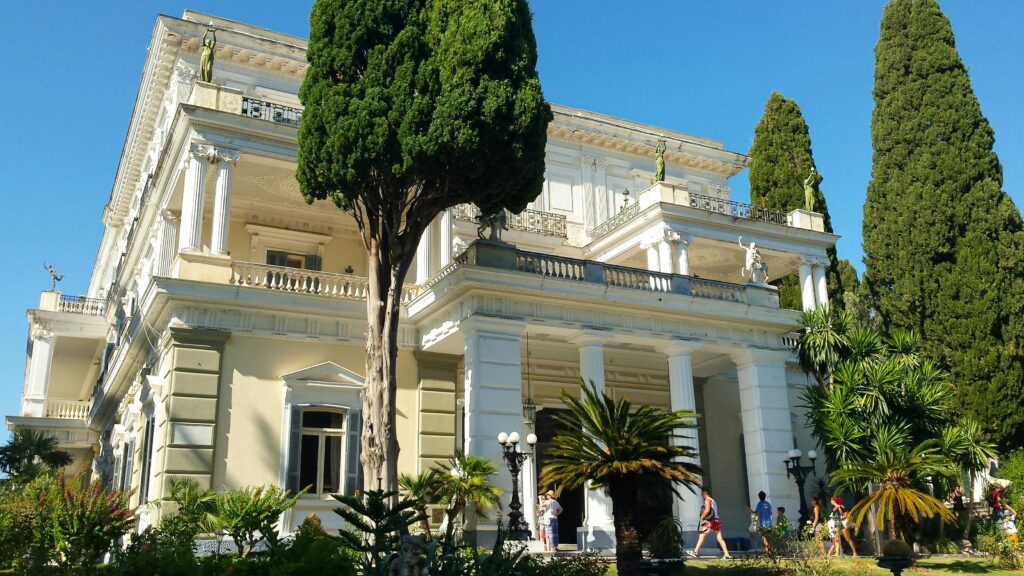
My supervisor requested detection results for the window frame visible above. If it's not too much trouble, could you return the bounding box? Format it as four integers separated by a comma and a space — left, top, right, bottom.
297, 407, 348, 498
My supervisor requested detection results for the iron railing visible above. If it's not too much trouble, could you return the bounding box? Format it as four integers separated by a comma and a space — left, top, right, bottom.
57, 295, 106, 316
241, 97, 302, 127
591, 202, 641, 240
452, 204, 567, 238
688, 192, 789, 225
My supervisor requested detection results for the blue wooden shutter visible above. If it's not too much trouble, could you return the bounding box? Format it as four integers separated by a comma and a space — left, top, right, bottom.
344, 410, 362, 495
123, 439, 136, 492
286, 406, 303, 493
266, 250, 288, 267
305, 254, 322, 271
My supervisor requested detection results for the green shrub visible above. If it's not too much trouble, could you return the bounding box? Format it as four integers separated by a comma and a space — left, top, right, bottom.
647, 517, 683, 559
519, 553, 608, 576
214, 485, 303, 557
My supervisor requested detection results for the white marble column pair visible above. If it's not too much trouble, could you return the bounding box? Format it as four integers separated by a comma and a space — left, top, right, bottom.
798, 258, 830, 311
178, 142, 240, 255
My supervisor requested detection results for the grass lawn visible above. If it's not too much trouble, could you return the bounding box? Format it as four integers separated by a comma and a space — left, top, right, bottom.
606, 557, 1022, 575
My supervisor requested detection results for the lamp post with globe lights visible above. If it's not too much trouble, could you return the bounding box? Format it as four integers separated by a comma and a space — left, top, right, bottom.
782, 446, 815, 528
784, 448, 817, 527
497, 430, 537, 541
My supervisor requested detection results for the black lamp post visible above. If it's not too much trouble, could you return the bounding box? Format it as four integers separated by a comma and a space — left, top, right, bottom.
497, 430, 537, 541
784, 448, 817, 528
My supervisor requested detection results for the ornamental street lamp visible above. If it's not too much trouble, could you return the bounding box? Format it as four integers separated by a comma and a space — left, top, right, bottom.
497, 430, 537, 541
784, 448, 817, 528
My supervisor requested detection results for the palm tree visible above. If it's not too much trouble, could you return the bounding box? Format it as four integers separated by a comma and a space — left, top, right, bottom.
797, 305, 852, 389
399, 470, 442, 540
939, 418, 997, 538
540, 381, 702, 576
432, 451, 502, 545
831, 425, 955, 542
0, 428, 72, 481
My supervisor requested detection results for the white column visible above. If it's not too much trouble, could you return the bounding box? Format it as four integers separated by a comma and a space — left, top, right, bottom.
675, 236, 691, 276
21, 326, 55, 417
641, 238, 660, 273
658, 239, 673, 274
178, 143, 214, 253
572, 332, 615, 550
522, 433, 538, 541
662, 342, 703, 533
210, 148, 240, 256
799, 261, 816, 312
462, 316, 524, 526
813, 263, 830, 308
438, 209, 452, 268
154, 210, 178, 277
415, 222, 433, 285
734, 349, 799, 518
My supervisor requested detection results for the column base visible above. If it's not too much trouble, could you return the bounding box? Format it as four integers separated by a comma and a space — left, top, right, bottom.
579, 521, 616, 552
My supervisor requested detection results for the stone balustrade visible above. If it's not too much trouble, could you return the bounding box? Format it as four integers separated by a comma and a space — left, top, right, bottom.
445, 241, 779, 308
229, 261, 422, 304
44, 399, 91, 420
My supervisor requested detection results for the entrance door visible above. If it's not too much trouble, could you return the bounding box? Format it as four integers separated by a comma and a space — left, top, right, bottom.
534, 408, 584, 549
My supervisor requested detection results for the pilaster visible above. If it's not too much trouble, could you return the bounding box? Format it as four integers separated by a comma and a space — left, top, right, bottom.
415, 351, 459, 472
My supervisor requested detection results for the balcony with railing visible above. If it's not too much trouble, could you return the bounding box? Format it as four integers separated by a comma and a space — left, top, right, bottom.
452, 204, 567, 238
57, 295, 107, 316
241, 97, 303, 127
43, 399, 91, 420
421, 241, 779, 309
590, 182, 824, 241
228, 261, 422, 304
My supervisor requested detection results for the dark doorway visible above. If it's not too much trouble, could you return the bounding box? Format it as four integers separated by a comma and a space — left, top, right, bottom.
535, 408, 584, 548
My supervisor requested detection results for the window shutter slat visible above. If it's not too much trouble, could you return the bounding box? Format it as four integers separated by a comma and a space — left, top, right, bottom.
344, 410, 362, 496
286, 406, 303, 493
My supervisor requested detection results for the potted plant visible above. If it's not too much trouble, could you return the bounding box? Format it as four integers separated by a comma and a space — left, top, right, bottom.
876, 539, 914, 576
641, 518, 685, 575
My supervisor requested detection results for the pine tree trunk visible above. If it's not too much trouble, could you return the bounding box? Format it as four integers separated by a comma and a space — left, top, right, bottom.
362, 240, 404, 493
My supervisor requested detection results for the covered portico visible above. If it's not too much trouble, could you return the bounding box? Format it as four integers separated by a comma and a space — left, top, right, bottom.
409, 240, 804, 549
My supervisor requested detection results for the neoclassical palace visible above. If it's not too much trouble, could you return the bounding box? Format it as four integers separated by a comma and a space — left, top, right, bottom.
7, 12, 836, 548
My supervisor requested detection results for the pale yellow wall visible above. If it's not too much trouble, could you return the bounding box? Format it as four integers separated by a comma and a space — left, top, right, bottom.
214, 335, 419, 490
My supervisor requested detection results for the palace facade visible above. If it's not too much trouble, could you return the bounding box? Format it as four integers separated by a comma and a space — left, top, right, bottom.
7, 11, 835, 549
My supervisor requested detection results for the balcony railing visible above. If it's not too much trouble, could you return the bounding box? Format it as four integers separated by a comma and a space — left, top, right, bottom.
241, 97, 302, 127
591, 202, 641, 240
452, 204, 567, 238
57, 295, 106, 316
44, 399, 91, 420
688, 192, 789, 225
229, 262, 422, 304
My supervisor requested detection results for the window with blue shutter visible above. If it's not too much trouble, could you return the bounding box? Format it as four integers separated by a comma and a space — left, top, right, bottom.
344, 410, 362, 496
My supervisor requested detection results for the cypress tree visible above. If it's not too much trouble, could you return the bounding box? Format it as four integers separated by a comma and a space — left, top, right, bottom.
747, 91, 852, 310
863, 0, 1024, 449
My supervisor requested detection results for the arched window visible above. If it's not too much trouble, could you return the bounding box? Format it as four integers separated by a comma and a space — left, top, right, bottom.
298, 409, 346, 497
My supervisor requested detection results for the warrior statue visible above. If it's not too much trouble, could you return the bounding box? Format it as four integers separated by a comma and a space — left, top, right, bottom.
654, 140, 666, 182
44, 263, 63, 291
200, 27, 217, 83
738, 237, 768, 284
477, 210, 508, 241
803, 167, 820, 212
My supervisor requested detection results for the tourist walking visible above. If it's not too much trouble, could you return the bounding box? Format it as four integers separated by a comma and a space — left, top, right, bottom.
543, 490, 563, 552
810, 496, 827, 556
537, 493, 550, 550
827, 495, 858, 558
688, 488, 732, 559
752, 491, 774, 553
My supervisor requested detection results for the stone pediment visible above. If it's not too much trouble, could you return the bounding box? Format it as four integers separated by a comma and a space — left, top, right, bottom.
281, 361, 364, 388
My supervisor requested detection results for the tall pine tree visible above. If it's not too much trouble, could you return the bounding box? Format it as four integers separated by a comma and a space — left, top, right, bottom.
863, 0, 1024, 450
748, 91, 853, 310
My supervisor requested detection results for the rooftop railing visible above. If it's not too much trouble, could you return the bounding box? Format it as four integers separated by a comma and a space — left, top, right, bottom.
241, 97, 302, 127
688, 192, 789, 226
452, 204, 567, 238
57, 295, 107, 316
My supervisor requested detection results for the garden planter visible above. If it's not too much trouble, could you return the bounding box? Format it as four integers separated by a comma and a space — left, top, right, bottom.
640, 558, 685, 575
876, 555, 914, 576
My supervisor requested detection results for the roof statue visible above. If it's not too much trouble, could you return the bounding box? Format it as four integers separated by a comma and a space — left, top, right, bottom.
44, 263, 63, 291
654, 140, 666, 182
803, 167, 820, 212
477, 210, 508, 242
200, 27, 216, 83
738, 237, 768, 284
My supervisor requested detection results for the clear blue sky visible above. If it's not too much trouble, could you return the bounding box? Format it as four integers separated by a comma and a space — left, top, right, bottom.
1, 1, 1021, 436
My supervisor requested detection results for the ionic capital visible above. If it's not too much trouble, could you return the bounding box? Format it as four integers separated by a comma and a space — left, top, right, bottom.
187, 142, 218, 163
214, 148, 241, 165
